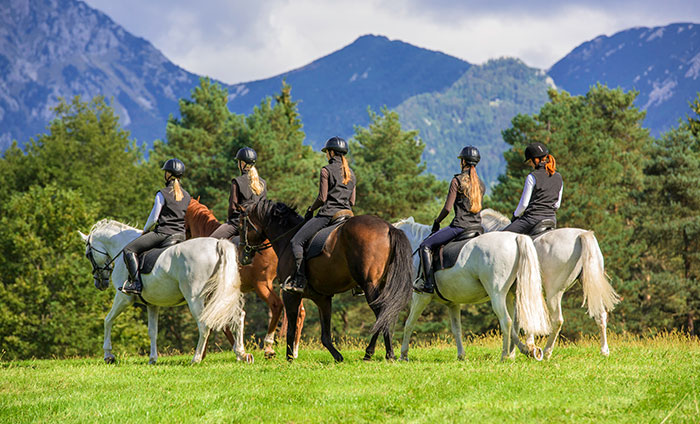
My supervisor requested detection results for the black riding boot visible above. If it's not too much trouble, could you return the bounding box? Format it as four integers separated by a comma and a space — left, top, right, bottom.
414, 246, 435, 293
284, 257, 307, 293
121, 251, 143, 295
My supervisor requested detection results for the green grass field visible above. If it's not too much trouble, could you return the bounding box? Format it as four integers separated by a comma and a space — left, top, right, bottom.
2, 333, 698, 423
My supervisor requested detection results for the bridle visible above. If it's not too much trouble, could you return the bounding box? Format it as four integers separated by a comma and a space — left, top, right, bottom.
85, 235, 120, 289
238, 211, 304, 265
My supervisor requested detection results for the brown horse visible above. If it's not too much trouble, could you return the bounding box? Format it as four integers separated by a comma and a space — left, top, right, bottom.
185, 198, 305, 358
239, 199, 413, 362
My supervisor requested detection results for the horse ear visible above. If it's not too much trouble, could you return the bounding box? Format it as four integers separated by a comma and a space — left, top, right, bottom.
78, 231, 88, 242
407, 216, 415, 223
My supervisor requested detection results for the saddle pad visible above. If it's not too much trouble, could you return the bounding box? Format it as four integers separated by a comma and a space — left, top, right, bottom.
305, 221, 345, 261
437, 237, 478, 271
138, 246, 173, 275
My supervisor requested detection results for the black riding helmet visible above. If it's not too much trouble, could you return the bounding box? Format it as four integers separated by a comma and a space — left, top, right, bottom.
458, 145, 480, 166
162, 158, 185, 178
524, 142, 549, 162
322, 136, 348, 155
236, 147, 257, 165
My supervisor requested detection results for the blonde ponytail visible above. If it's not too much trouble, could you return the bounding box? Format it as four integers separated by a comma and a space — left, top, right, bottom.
246, 165, 265, 195
458, 166, 483, 214
340, 155, 352, 185
172, 178, 184, 201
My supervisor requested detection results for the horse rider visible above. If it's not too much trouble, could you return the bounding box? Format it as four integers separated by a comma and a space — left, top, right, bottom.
284, 136, 356, 293
121, 158, 191, 295
210, 147, 267, 240
502, 142, 563, 234
414, 146, 485, 294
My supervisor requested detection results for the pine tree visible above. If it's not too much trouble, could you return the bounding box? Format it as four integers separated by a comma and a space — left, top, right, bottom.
350, 107, 446, 222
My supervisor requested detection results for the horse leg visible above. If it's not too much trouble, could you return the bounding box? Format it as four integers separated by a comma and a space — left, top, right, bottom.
490, 293, 514, 361
103, 292, 134, 364
294, 301, 306, 359
254, 282, 284, 359
506, 291, 530, 357
596, 310, 610, 356
282, 290, 302, 361
400, 292, 433, 361
542, 292, 565, 360
147, 305, 159, 364
186, 299, 212, 364
223, 326, 236, 349
232, 310, 253, 363
362, 286, 392, 361
314, 295, 343, 362
447, 303, 465, 360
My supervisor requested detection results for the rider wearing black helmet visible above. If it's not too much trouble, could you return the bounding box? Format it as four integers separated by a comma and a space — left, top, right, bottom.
210, 147, 267, 240
414, 146, 485, 294
121, 158, 191, 294
503, 142, 563, 234
285, 136, 356, 293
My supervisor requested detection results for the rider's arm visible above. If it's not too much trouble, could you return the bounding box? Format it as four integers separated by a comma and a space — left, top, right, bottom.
227, 181, 240, 221
513, 174, 535, 217
309, 168, 329, 212
435, 178, 459, 224
554, 181, 563, 210
144, 192, 164, 232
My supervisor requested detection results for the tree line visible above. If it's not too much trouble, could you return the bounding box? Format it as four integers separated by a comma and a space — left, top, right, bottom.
0, 78, 698, 360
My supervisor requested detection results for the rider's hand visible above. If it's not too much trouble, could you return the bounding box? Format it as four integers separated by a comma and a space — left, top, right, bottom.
304, 208, 314, 221
431, 221, 440, 234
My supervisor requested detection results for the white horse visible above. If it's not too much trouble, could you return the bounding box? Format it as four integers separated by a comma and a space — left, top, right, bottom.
480, 209, 620, 359
395, 217, 550, 361
80, 219, 249, 364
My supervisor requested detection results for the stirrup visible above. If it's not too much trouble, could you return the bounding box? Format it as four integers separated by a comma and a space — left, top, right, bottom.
352, 286, 365, 297
120, 279, 141, 295
283, 275, 305, 293
413, 276, 434, 294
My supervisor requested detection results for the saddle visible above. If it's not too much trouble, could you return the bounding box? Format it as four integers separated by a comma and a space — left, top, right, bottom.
305, 210, 354, 261
529, 219, 556, 238
138, 234, 185, 275
435, 227, 483, 271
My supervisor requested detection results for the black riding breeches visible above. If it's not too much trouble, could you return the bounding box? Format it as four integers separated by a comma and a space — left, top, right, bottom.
210, 222, 239, 240
123, 231, 171, 255
503, 214, 555, 234
290, 216, 332, 262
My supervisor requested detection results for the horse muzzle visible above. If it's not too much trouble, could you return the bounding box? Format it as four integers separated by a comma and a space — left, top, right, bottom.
94, 276, 110, 291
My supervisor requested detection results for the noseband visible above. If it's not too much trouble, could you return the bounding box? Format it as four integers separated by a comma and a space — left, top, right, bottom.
85, 236, 120, 283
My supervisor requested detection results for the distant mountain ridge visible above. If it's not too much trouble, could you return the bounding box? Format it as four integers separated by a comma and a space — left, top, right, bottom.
226, 34, 471, 148
549, 23, 700, 135
0, 0, 202, 150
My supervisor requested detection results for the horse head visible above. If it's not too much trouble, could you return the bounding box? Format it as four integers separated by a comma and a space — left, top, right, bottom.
79, 229, 113, 291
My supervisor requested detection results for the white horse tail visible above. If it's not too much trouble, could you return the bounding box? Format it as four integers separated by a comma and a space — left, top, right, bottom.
579, 231, 620, 319
200, 239, 245, 331
514, 235, 551, 336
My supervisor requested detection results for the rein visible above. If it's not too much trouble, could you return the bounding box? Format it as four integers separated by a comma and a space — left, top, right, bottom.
86, 236, 122, 278
240, 214, 304, 255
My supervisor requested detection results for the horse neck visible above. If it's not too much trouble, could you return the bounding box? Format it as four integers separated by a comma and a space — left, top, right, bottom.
93, 223, 141, 257
480, 209, 510, 232
395, 220, 431, 251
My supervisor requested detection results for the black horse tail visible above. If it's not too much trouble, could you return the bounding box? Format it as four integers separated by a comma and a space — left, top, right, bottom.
371, 225, 413, 336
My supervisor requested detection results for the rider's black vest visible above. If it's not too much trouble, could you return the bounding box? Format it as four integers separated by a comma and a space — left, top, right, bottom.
156, 181, 191, 235
228, 173, 267, 222
523, 166, 562, 220
317, 156, 356, 217
450, 173, 485, 230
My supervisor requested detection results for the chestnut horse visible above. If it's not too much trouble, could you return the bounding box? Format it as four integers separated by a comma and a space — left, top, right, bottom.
185, 198, 305, 358
239, 199, 414, 362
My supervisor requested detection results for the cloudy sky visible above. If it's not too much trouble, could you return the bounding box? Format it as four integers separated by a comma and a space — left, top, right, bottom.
84, 0, 700, 85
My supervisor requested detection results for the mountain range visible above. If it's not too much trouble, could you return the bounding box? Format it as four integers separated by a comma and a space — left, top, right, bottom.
2, 0, 700, 185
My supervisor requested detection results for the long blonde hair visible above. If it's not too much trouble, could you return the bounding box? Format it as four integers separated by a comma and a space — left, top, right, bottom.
243, 163, 265, 195
340, 155, 352, 185
458, 165, 482, 213
165, 171, 184, 202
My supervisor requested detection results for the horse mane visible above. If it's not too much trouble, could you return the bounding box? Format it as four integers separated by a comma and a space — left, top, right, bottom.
392, 216, 431, 247
89, 219, 138, 236
186, 198, 222, 238
254, 199, 301, 228
479, 208, 511, 232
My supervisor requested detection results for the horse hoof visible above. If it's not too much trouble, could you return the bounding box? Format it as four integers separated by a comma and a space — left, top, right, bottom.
264, 351, 276, 360
104, 356, 116, 364
399, 356, 408, 362
363, 354, 372, 361
600, 347, 610, 357
148, 358, 157, 365
531, 347, 544, 361
457, 355, 465, 361
244, 353, 254, 364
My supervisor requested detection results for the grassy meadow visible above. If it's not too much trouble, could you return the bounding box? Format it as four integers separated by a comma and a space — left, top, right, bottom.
1, 332, 699, 423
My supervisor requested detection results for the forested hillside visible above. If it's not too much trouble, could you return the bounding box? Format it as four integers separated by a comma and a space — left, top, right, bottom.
396, 58, 552, 186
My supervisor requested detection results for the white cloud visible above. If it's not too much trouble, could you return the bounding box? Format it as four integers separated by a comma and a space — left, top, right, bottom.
83, 0, 700, 84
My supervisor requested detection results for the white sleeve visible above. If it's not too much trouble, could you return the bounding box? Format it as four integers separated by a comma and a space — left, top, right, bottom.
143, 192, 164, 232
514, 174, 536, 217
554, 181, 563, 210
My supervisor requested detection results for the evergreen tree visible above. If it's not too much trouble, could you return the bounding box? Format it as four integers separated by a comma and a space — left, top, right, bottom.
350, 107, 446, 222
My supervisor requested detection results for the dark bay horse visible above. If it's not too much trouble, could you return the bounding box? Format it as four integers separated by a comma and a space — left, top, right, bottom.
240, 199, 413, 362
185, 198, 306, 358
